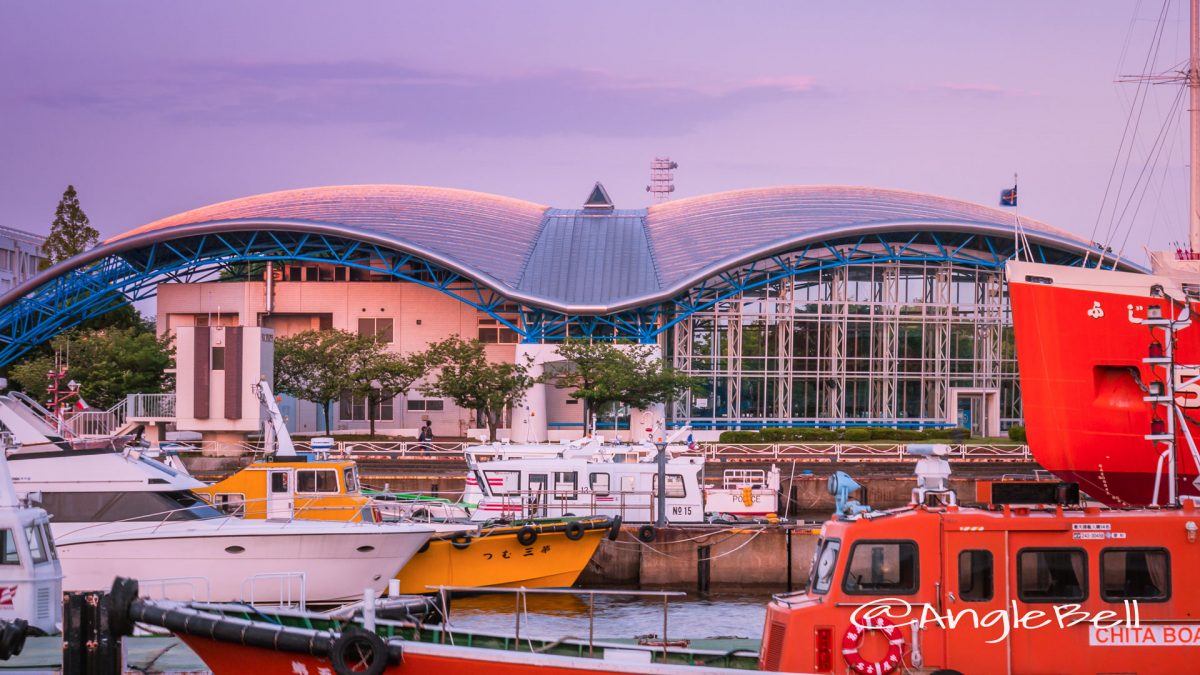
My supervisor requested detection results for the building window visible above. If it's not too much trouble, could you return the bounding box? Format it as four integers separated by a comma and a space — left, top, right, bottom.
842, 541, 919, 595
211, 347, 225, 370
358, 318, 394, 343
339, 392, 394, 421
406, 399, 444, 412
478, 318, 519, 344
1018, 548, 1087, 602
958, 550, 994, 601
1100, 548, 1170, 602
195, 316, 210, 327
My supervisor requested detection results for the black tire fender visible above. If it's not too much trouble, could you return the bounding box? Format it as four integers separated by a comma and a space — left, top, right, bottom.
450, 532, 472, 550
637, 524, 656, 543
564, 521, 585, 541
108, 577, 140, 638
516, 526, 538, 547
607, 515, 623, 541
330, 625, 389, 675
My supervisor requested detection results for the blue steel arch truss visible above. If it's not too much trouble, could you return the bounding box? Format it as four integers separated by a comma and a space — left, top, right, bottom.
0, 227, 1119, 366
0, 229, 525, 366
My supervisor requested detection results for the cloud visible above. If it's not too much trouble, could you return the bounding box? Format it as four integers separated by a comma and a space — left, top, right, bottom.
21, 61, 821, 140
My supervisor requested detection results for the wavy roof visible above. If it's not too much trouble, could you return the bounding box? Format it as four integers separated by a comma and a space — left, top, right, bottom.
101, 183, 1111, 313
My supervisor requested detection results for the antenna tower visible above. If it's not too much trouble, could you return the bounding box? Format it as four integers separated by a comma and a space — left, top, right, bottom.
646, 157, 678, 204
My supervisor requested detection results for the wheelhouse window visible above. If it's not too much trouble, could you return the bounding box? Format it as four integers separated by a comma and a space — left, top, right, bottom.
810, 538, 841, 594
343, 467, 359, 493
0, 530, 17, 565
297, 470, 339, 493
554, 471, 579, 500
1100, 548, 1170, 602
589, 472, 611, 496
24, 526, 47, 564
842, 540, 919, 595
484, 470, 521, 495
651, 474, 687, 498
214, 493, 246, 516
1018, 548, 1087, 602
958, 550, 994, 601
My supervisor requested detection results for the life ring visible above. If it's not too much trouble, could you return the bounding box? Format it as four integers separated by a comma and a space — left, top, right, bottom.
564, 521, 585, 541
637, 524, 656, 543
516, 525, 538, 546
450, 532, 472, 550
330, 625, 389, 675
842, 616, 903, 675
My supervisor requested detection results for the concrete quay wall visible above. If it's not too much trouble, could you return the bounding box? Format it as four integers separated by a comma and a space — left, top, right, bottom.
580, 525, 819, 591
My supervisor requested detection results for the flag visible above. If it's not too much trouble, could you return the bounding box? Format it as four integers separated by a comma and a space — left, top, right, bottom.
687, 433, 696, 451
1000, 184, 1018, 207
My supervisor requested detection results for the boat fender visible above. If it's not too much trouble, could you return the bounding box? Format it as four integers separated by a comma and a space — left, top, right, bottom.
331, 625, 391, 675
417, 539, 431, 554
450, 532, 472, 549
0, 619, 27, 660
607, 515, 623, 541
516, 526, 538, 546
108, 577, 140, 638
564, 521, 585, 541
637, 524, 656, 543
842, 616, 903, 675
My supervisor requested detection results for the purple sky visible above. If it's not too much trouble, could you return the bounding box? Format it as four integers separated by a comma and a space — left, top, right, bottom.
0, 1, 1193, 263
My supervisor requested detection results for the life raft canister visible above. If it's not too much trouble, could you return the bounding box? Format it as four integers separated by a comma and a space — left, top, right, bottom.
842, 616, 903, 675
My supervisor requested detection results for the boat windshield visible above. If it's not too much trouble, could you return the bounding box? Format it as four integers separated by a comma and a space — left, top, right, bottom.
40, 490, 225, 522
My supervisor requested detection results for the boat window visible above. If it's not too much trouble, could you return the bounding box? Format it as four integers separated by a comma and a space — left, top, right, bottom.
214, 493, 246, 516
40, 523, 57, 561
485, 470, 521, 495
554, 471, 578, 500
39, 491, 225, 522
842, 540, 919, 595
343, 468, 359, 493
24, 526, 47, 564
1018, 548, 1087, 602
1100, 548, 1170, 602
297, 470, 339, 493
270, 472, 290, 493
958, 550, 994, 602
651, 474, 687, 498
810, 538, 841, 594
0, 530, 17, 565
589, 473, 611, 497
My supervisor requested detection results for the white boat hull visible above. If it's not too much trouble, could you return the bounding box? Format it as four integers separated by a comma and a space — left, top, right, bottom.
52, 524, 430, 605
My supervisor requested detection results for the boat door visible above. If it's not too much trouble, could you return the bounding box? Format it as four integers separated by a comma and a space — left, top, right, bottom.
527, 473, 548, 518
266, 469, 294, 520
941, 530, 1009, 672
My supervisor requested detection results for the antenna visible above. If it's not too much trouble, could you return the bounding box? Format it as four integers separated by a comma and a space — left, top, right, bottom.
645, 157, 678, 204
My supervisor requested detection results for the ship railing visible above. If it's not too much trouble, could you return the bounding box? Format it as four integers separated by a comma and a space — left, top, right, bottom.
138, 576, 212, 603
427, 585, 687, 657
693, 442, 1030, 462
479, 489, 665, 523
241, 572, 307, 611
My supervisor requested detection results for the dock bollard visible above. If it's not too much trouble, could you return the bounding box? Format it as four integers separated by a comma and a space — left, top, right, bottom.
62, 591, 122, 675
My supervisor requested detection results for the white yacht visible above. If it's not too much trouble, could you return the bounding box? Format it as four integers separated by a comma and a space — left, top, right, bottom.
0, 393, 434, 606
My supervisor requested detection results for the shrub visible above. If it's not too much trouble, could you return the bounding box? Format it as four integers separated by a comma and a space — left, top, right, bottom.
718, 430, 762, 443
842, 428, 872, 442
1007, 425, 1027, 442
926, 427, 971, 441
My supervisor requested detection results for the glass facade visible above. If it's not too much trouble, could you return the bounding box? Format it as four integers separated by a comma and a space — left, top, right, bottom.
666, 257, 1018, 431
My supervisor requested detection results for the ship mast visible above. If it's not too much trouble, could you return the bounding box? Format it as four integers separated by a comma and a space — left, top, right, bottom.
1191, 0, 1200, 252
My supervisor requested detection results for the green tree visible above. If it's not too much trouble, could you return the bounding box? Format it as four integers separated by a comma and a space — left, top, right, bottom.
551, 340, 700, 433
350, 349, 430, 437
43, 185, 100, 266
274, 329, 377, 435
420, 336, 536, 442
8, 322, 173, 410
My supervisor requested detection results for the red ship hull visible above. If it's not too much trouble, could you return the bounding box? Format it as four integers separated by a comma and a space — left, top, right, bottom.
1007, 260, 1200, 506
